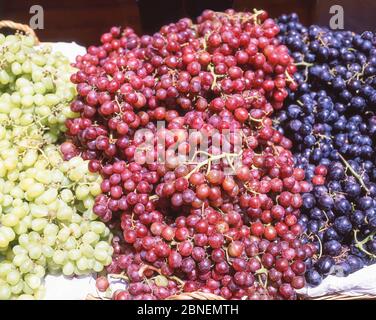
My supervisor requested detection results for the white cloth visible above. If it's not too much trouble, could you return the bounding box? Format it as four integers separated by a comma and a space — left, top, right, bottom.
44, 275, 97, 300
39, 41, 86, 63
298, 264, 376, 297
43, 274, 128, 300
44, 265, 376, 299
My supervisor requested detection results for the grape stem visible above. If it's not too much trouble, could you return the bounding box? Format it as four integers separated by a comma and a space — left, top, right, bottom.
138, 264, 185, 286
354, 230, 376, 259
184, 150, 242, 180
149, 195, 159, 201
313, 233, 323, 260
225, 246, 233, 266
338, 153, 370, 194
207, 64, 225, 90
249, 115, 265, 123
255, 267, 269, 288
108, 273, 130, 281
284, 70, 296, 85
294, 61, 314, 67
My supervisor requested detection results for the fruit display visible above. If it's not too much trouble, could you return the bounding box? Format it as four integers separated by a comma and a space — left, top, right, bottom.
0, 33, 112, 300
275, 13, 376, 286
0, 6, 375, 301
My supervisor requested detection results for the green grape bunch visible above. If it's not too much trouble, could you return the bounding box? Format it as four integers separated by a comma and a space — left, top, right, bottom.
0, 33, 112, 300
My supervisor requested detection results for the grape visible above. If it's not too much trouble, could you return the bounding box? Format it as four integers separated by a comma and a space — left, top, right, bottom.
70, 9, 313, 300
276, 14, 376, 285
0, 33, 113, 299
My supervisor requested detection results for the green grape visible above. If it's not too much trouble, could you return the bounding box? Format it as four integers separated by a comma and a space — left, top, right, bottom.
62, 261, 75, 276
41, 188, 58, 205
0, 283, 11, 300
19, 259, 33, 275
11, 62, 23, 76
57, 228, 70, 242
89, 183, 102, 197
30, 204, 48, 218
1, 213, 19, 227
19, 177, 35, 190
80, 221, 90, 235
86, 258, 95, 270
31, 218, 48, 232
35, 170, 51, 184
75, 185, 90, 200
18, 234, 29, 247
6, 269, 21, 285
34, 287, 46, 300
11, 281, 24, 295
28, 244, 42, 260
21, 60, 32, 73
43, 224, 59, 236
28, 232, 41, 243
76, 256, 88, 271
35, 255, 46, 267
0, 262, 13, 277
68, 249, 81, 261
80, 244, 94, 258
10, 186, 24, 199
69, 223, 81, 238
41, 245, 54, 258
19, 85, 35, 96
0, 232, 9, 249
26, 183, 45, 199
0, 70, 10, 86
94, 249, 108, 262
83, 197, 94, 210
82, 231, 100, 245
52, 250, 67, 265
12, 245, 27, 256
63, 236, 76, 251
95, 241, 111, 251
71, 212, 82, 224
93, 261, 104, 273
43, 235, 57, 247
56, 205, 73, 221
13, 221, 28, 235
24, 274, 41, 290
33, 265, 45, 278
0, 32, 111, 299
0, 226, 16, 242
33, 82, 46, 94
103, 256, 112, 267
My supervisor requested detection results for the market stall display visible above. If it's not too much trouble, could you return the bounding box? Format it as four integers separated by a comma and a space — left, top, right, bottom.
0, 6, 375, 300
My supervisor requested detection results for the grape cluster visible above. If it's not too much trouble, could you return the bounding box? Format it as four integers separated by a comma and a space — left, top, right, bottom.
0, 33, 113, 300
68, 9, 316, 300
276, 14, 376, 286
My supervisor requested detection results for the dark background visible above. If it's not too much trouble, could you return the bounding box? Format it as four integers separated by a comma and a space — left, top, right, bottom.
0, 0, 375, 47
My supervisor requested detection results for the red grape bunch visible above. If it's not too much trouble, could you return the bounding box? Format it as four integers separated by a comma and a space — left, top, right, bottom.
65, 9, 316, 300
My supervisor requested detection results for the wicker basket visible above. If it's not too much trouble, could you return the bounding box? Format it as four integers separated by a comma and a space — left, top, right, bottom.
307, 293, 376, 300
0, 20, 40, 43
86, 291, 376, 300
